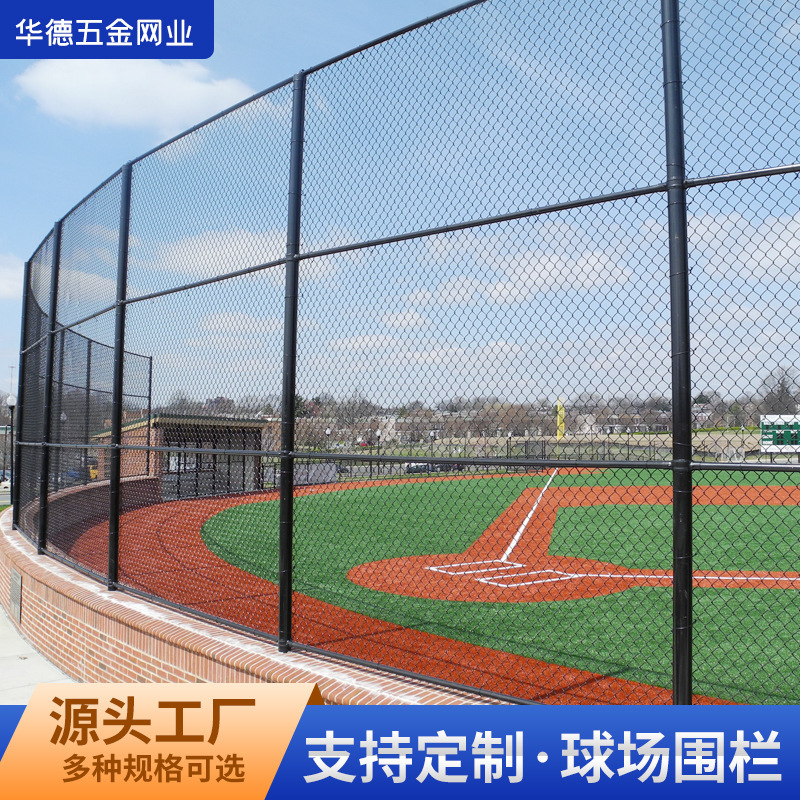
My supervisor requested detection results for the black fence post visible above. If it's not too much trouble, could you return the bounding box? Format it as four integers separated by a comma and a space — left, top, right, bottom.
278, 71, 307, 653
108, 163, 133, 589
12, 260, 31, 528
145, 356, 153, 476
661, 0, 693, 705
38, 223, 62, 554
54, 329, 66, 490
83, 340, 92, 483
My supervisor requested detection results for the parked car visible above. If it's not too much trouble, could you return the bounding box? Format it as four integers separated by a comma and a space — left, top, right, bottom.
405, 462, 432, 474
0, 477, 9, 490
438, 462, 466, 472
405, 462, 466, 474
62, 466, 90, 486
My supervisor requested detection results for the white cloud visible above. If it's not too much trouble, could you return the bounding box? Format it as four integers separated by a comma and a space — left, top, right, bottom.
405, 276, 486, 306
404, 288, 435, 305
406, 251, 630, 309
435, 275, 487, 304
330, 334, 403, 351
381, 310, 430, 329
779, 20, 800, 43
149, 228, 286, 280
417, 223, 633, 307
187, 312, 316, 352
427, 230, 495, 262
644, 211, 800, 284
58, 269, 118, 306
200, 312, 283, 334
486, 251, 630, 303
15, 60, 255, 137
0, 254, 24, 299
145, 227, 349, 287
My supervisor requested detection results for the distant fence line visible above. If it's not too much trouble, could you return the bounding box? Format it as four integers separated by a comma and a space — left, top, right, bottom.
14, 0, 800, 704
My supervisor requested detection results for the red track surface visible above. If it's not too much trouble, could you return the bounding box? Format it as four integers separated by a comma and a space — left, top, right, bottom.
61, 474, 750, 704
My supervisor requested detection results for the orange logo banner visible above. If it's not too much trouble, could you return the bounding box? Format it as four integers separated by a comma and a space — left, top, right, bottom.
0, 683, 322, 799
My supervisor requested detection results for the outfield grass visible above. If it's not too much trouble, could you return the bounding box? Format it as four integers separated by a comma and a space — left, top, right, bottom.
554, 504, 800, 572
201, 468, 800, 703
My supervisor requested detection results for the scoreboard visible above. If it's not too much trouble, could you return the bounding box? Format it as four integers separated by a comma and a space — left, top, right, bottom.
760, 415, 800, 453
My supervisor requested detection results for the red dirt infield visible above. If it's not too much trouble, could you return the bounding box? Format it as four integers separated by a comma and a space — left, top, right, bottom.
348, 483, 800, 602
54, 471, 774, 705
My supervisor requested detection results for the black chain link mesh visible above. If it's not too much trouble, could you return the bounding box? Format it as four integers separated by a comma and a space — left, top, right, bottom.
682, 0, 800, 179
17, 234, 54, 540
127, 86, 293, 299
14, 0, 800, 703
296, 195, 672, 461
27, 233, 53, 334
302, 0, 663, 251
688, 171, 800, 703
680, 0, 800, 705
116, 270, 285, 635
17, 337, 44, 543
44, 307, 150, 579
56, 175, 123, 326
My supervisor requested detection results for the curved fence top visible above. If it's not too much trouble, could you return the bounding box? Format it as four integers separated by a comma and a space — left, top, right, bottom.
16, 0, 800, 705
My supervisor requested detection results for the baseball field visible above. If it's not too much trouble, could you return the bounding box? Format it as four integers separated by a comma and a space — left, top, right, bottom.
192, 467, 800, 705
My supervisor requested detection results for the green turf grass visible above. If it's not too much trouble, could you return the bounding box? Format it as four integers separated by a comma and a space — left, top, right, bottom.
552, 503, 800, 572
201, 468, 800, 703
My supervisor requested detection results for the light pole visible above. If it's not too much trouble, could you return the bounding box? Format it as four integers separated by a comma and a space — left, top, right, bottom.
325, 427, 333, 479
429, 429, 435, 472
7, 394, 16, 501
376, 429, 381, 476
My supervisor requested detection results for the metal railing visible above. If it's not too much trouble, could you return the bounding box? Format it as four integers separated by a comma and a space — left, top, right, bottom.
15, 0, 800, 704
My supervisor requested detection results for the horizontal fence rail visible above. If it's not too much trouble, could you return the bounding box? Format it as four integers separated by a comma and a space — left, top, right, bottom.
15, 0, 800, 705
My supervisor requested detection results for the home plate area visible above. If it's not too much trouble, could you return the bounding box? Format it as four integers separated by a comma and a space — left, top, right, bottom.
428, 560, 639, 588
347, 477, 800, 603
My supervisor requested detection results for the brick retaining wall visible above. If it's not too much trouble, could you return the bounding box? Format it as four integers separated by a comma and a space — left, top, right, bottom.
0, 508, 500, 704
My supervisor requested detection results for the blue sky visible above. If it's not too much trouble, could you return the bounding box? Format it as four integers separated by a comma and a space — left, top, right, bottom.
2, 0, 799, 411
0, 0, 460, 397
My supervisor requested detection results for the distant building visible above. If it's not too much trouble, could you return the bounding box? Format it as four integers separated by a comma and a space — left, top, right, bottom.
575, 414, 599, 435
92, 413, 281, 500
691, 403, 713, 427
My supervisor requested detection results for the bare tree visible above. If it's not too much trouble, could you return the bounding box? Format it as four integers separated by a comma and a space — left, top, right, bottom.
760, 366, 799, 415
332, 390, 380, 427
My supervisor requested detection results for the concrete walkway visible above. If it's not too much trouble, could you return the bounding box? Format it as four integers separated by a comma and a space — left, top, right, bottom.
0, 605, 75, 704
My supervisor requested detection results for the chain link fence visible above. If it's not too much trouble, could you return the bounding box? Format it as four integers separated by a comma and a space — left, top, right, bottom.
14, 0, 800, 704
